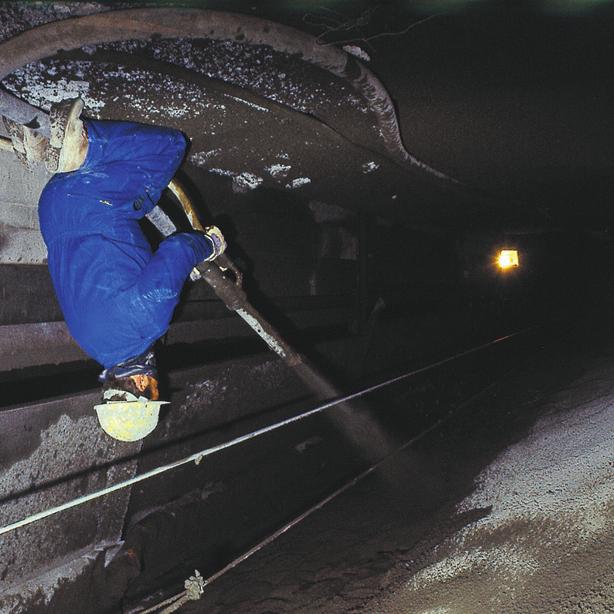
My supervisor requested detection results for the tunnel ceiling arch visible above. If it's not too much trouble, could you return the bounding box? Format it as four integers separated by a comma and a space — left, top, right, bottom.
0, 5, 495, 227
1, 42, 423, 217
0, 7, 455, 184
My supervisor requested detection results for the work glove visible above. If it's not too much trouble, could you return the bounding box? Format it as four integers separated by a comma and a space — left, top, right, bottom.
190, 225, 227, 281
201, 225, 227, 262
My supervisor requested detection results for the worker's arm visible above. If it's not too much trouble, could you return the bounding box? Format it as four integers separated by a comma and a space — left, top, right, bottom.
133, 230, 224, 337
137, 231, 212, 299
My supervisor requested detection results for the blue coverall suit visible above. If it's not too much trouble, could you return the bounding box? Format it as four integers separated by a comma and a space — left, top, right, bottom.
38, 120, 213, 371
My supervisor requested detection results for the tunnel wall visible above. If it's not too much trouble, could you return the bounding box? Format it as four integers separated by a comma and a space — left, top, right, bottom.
0, 148, 136, 610
0, 141, 586, 612
0, 112, 583, 613
0, 350, 338, 613
0, 149, 48, 264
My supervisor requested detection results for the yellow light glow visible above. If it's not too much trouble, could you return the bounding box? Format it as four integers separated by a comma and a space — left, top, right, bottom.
497, 249, 519, 269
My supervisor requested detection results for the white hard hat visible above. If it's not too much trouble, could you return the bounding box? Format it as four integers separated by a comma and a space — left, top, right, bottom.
94, 400, 168, 442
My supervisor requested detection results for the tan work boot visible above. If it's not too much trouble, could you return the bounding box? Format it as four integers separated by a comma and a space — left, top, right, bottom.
45, 97, 89, 173
2, 116, 48, 169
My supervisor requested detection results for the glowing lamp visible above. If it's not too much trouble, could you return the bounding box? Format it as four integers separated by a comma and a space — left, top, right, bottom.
497, 249, 519, 270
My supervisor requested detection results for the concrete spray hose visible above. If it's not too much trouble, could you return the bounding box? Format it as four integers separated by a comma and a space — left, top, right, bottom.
164, 178, 397, 463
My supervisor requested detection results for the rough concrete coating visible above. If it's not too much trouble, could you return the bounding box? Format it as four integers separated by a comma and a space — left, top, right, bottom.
0, 148, 48, 263
371, 374, 614, 613
2, 49, 409, 194
181, 337, 613, 613
0, 392, 139, 588
2, 53, 385, 198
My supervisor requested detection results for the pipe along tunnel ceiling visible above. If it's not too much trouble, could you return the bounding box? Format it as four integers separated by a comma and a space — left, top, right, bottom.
0, 5, 599, 378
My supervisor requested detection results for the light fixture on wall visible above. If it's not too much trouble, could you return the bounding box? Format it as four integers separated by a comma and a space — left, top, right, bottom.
497, 249, 519, 270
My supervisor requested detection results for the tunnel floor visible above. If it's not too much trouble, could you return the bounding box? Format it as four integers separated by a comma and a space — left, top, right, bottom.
171, 331, 614, 613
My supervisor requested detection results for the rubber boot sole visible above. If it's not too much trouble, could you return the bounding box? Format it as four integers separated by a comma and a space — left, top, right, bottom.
46, 97, 85, 173
2, 116, 28, 166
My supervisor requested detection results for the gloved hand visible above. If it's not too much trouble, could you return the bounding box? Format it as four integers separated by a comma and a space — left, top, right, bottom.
201, 225, 227, 262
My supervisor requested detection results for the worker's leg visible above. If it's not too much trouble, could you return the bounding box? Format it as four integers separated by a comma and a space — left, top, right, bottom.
1, 115, 48, 167
39, 103, 188, 243
42, 97, 186, 218
81, 118, 187, 213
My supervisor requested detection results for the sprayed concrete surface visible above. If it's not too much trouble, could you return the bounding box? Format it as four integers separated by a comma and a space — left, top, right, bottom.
179, 335, 614, 614
0, 4, 612, 612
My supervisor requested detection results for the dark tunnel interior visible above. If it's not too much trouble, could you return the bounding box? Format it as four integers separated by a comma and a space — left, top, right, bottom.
0, 2, 612, 613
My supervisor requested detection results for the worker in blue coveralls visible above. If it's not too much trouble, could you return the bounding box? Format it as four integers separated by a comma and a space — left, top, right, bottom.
3, 97, 226, 441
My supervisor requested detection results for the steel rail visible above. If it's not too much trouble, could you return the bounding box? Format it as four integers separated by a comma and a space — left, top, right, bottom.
0, 329, 528, 538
